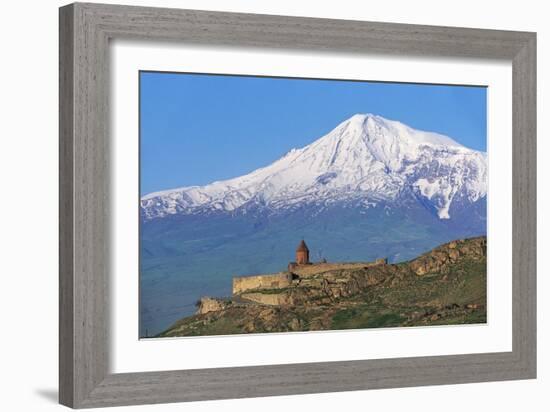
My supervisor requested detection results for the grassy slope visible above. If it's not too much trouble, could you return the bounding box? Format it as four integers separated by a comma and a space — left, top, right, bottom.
330, 258, 486, 330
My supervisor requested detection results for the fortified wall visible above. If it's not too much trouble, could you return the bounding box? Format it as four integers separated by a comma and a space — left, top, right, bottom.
231, 258, 388, 295
290, 259, 388, 277
230, 240, 388, 296
232, 272, 293, 295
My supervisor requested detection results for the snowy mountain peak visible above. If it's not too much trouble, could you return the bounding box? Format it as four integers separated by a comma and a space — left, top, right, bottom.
334, 113, 463, 147
141, 114, 487, 221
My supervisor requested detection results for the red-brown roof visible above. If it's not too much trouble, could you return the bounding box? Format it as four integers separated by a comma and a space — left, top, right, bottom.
296, 240, 309, 252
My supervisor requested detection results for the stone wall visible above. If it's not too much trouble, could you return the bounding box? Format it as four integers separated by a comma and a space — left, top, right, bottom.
291, 260, 386, 277
232, 273, 292, 295
232, 259, 389, 294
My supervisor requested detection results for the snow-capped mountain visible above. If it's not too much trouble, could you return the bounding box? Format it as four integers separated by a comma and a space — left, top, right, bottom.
141, 114, 487, 221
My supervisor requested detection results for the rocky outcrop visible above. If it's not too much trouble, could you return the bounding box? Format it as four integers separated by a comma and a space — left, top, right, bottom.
197, 297, 230, 314
409, 236, 486, 276
240, 292, 292, 306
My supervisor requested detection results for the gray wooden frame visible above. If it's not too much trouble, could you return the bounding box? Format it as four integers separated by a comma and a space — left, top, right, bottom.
59, 2, 536, 408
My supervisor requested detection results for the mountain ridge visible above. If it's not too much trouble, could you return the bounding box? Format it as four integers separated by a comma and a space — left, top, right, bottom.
141, 114, 486, 221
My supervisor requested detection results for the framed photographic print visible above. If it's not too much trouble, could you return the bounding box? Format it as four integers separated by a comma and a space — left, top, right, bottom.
59, 2, 536, 408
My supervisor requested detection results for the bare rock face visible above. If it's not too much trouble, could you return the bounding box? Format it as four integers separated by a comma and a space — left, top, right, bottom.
410, 236, 486, 276
318, 268, 389, 299
240, 292, 293, 306
197, 297, 228, 314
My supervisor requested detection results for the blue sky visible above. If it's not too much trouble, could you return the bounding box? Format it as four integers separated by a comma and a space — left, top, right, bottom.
140, 71, 486, 195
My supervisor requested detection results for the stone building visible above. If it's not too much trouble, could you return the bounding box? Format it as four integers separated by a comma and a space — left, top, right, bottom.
288, 239, 312, 271
295, 240, 310, 265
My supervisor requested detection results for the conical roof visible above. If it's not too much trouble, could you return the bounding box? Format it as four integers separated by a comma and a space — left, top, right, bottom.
296, 240, 309, 252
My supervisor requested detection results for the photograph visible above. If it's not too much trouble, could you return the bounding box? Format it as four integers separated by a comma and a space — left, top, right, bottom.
139, 72, 488, 338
